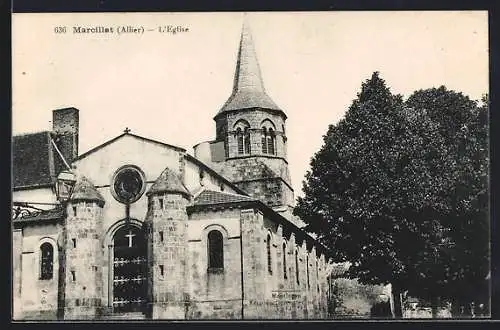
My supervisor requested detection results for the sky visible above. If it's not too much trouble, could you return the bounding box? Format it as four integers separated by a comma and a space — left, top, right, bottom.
12, 11, 488, 198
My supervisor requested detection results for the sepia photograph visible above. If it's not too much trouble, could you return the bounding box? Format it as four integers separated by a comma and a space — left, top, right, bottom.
11, 11, 489, 320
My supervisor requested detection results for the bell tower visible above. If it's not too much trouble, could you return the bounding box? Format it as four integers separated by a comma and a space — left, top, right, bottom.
211, 18, 295, 213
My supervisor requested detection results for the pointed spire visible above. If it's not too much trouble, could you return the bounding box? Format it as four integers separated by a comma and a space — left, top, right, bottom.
216, 16, 284, 118
232, 16, 265, 93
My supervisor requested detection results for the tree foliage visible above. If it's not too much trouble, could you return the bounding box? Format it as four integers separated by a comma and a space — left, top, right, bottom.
294, 72, 489, 305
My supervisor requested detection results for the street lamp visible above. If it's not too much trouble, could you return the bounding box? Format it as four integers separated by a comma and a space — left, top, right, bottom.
56, 170, 77, 203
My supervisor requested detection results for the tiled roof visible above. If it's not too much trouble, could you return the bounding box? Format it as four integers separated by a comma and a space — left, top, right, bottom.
216, 19, 284, 118
147, 167, 190, 197
220, 90, 281, 113
193, 189, 255, 206
70, 176, 105, 205
12, 132, 55, 189
190, 189, 333, 258
13, 207, 64, 224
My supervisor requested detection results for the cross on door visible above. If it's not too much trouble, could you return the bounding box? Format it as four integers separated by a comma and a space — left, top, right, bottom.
125, 230, 136, 247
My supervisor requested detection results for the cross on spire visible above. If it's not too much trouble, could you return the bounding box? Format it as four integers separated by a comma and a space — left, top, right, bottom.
124, 127, 131, 134
125, 230, 136, 247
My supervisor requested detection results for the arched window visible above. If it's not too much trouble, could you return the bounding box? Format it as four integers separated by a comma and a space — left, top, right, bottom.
244, 127, 251, 154
261, 120, 276, 155
40, 242, 54, 280
267, 128, 276, 155
295, 250, 300, 285
235, 125, 251, 155
208, 230, 224, 272
236, 128, 244, 154
225, 135, 229, 158
267, 234, 272, 275
283, 242, 287, 280
261, 127, 268, 154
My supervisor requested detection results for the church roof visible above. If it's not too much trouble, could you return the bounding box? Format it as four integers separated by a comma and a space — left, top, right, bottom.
147, 167, 190, 197
188, 189, 333, 259
12, 131, 56, 189
75, 131, 185, 161
13, 207, 64, 226
215, 19, 285, 119
193, 189, 256, 206
70, 176, 105, 206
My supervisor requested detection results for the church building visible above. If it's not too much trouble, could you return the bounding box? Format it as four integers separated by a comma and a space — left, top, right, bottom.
12, 21, 336, 320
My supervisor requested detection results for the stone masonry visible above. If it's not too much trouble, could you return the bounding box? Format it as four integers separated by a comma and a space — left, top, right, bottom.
12, 20, 338, 321
146, 192, 190, 318
63, 177, 105, 319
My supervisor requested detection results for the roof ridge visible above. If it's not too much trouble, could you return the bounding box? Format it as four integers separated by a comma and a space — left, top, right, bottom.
13, 130, 51, 138
75, 132, 186, 161
193, 189, 256, 206
200, 188, 255, 199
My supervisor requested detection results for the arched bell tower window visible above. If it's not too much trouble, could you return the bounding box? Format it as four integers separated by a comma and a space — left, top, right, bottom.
267, 128, 276, 155
236, 128, 244, 154
244, 127, 251, 154
261, 120, 276, 155
234, 120, 251, 155
261, 128, 267, 154
208, 230, 224, 272
40, 242, 54, 280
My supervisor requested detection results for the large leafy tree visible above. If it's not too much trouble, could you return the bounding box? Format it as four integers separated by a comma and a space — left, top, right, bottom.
294, 72, 489, 317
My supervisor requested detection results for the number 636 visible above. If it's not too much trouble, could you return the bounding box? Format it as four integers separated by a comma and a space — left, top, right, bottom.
54, 26, 67, 33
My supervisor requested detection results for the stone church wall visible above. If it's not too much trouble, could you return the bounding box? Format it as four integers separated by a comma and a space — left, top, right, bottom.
73, 136, 186, 232
236, 208, 332, 319
187, 209, 243, 319
13, 229, 23, 320
183, 207, 332, 320
220, 158, 294, 208
235, 178, 293, 208
73, 135, 183, 188
17, 223, 62, 320
98, 184, 150, 232
147, 193, 189, 319
183, 157, 238, 195
13, 198, 333, 320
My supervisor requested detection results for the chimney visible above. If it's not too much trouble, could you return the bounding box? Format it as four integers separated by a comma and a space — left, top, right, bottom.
52, 108, 79, 174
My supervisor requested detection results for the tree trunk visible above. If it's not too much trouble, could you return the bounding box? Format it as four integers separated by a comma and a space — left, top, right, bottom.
451, 296, 460, 318
392, 286, 403, 318
431, 296, 440, 318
